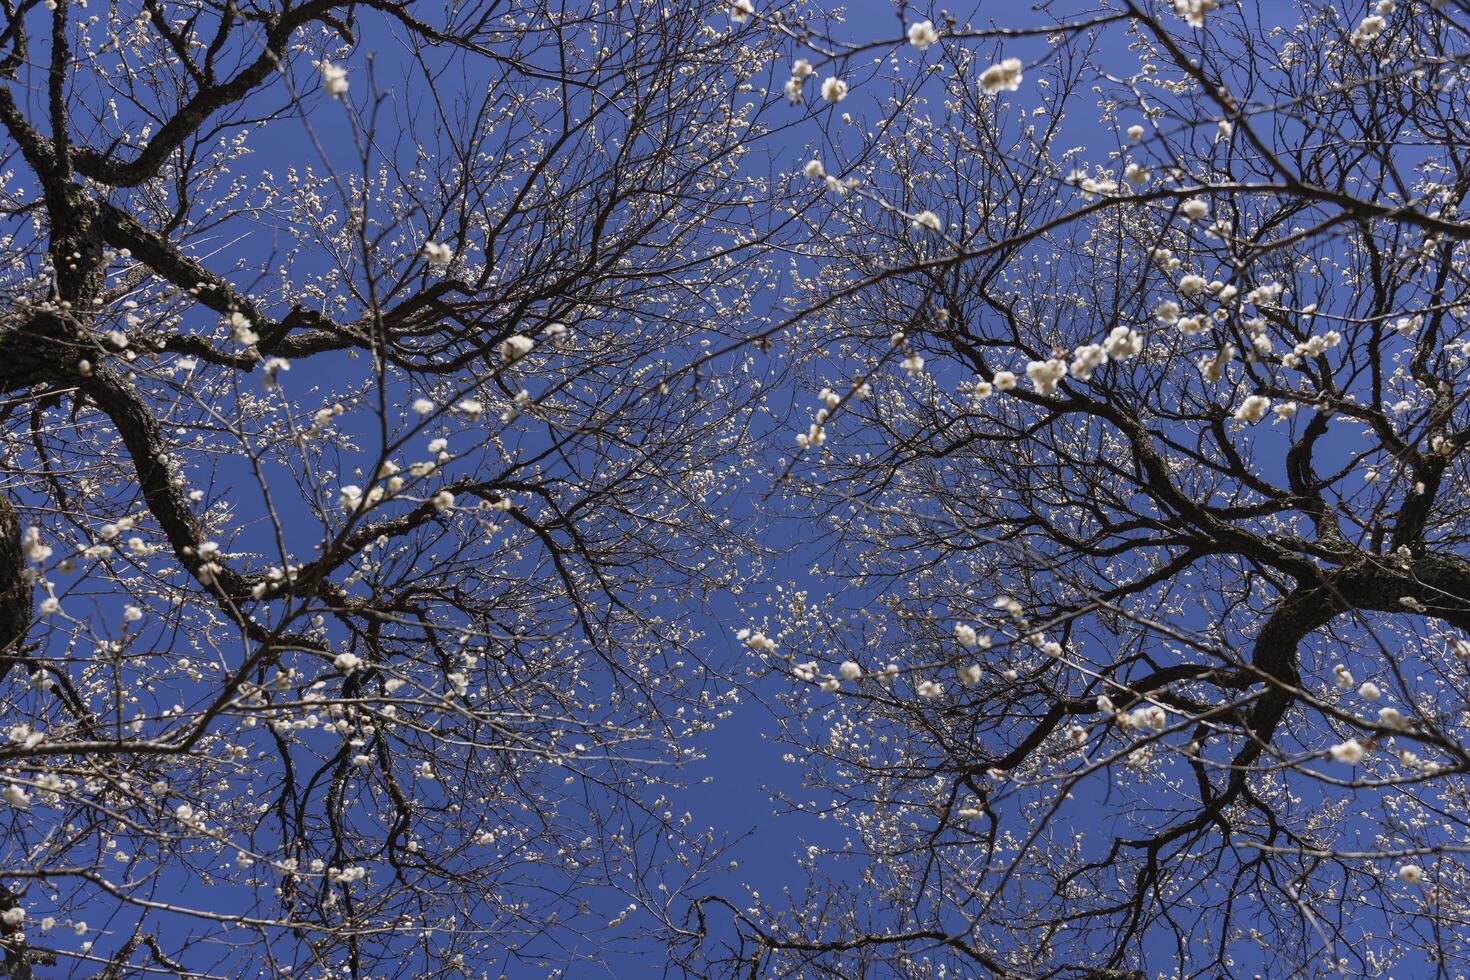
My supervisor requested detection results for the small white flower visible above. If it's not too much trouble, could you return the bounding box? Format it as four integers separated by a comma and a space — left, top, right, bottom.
422, 241, 454, 266
261, 357, 291, 387
2, 784, 31, 809
820, 77, 848, 103
1329, 739, 1365, 764
1178, 274, 1209, 298
1233, 395, 1270, 424
911, 210, 943, 233
411, 398, 435, 415
1333, 665, 1354, 690
226, 311, 258, 346
907, 20, 940, 50
803, 159, 826, 180
979, 57, 1023, 94
1378, 706, 1407, 730
1358, 681, 1381, 702
916, 679, 944, 699
0, 907, 23, 928
1069, 344, 1107, 381
838, 661, 862, 681
992, 371, 1017, 392
1026, 358, 1067, 396
1399, 863, 1425, 885
1103, 326, 1142, 360
728, 0, 754, 23
1351, 14, 1386, 47
499, 334, 535, 364
1180, 198, 1210, 220
1173, 0, 1218, 28
433, 490, 456, 512
319, 60, 349, 97
333, 652, 363, 673
1126, 124, 1145, 141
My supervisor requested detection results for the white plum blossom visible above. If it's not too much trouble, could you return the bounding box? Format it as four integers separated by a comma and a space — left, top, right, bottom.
1173, 0, 1218, 28
1026, 358, 1067, 396
319, 60, 349, 97
1178, 274, 1208, 298
979, 57, 1023, 94
226, 312, 258, 346
820, 77, 848, 103
838, 661, 862, 681
911, 210, 943, 233
1103, 327, 1143, 359
1399, 864, 1425, 884
1233, 395, 1270, 424
1329, 739, 1366, 764
500, 334, 535, 364
907, 20, 940, 50
1351, 14, 1386, 47
422, 241, 454, 266
1069, 344, 1107, 380
728, 0, 754, 23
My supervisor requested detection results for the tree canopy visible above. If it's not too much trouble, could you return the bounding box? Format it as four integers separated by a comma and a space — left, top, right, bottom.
2, 1, 1469, 977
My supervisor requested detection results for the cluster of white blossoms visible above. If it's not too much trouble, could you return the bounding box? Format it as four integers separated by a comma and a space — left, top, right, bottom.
797, 387, 844, 448
1233, 394, 1271, 424
737, 628, 777, 653
1282, 329, 1343, 369
966, 327, 1143, 403
979, 57, 1023, 95
801, 158, 857, 196
954, 623, 992, 650
784, 58, 814, 103
1115, 703, 1169, 732
318, 60, 348, 97
1173, 0, 1219, 28
728, 0, 754, 23
1350, 11, 1389, 48
421, 240, 454, 266
1026, 358, 1067, 396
